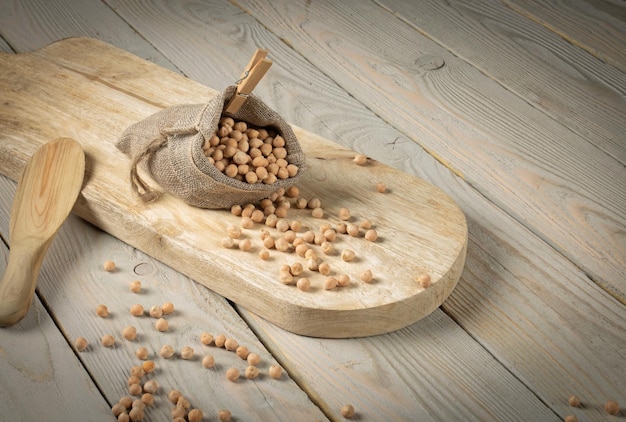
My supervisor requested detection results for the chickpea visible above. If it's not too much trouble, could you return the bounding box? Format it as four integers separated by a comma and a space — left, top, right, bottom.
199, 332, 213, 346
96, 304, 109, 318
149, 305, 163, 318
130, 365, 144, 378
279, 271, 294, 285
226, 224, 242, 239
214, 334, 227, 348
295, 198, 308, 209
135, 347, 149, 360
127, 375, 141, 386
346, 224, 360, 237
324, 277, 338, 290
202, 354, 216, 368
188, 409, 203, 422
295, 244, 309, 257
311, 207, 324, 218
307, 198, 321, 209
268, 364, 283, 379
341, 404, 356, 418
75, 337, 88, 352
141, 393, 154, 407
101, 334, 115, 347
112, 402, 126, 416
119, 396, 133, 409
224, 338, 239, 351
360, 219, 372, 229
128, 407, 144, 422
353, 154, 367, 165
236, 345, 250, 360
103, 260, 116, 272
417, 273, 431, 288
605, 400, 620, 415
564, 415, 578, 422
239, 238, 252, 251
181, 346, 194, 360
128, 383, 142, 396
143, 380, 158, 394
297, 278, 311, 291
162, 302, 175, 315
567, 395, 581, 407
221, 236, 235, 248
259, 248, 271, 260
240, 216, 254, 229
141, 360, 155, 374
244, 353, 260, 368
376, 182, 386, 193
323, 229, 337, 241
337, 274, 350, 287
130, 304, 144, 317
338, 207, 351, 221
360, 269, 374, 283
226, 367, 240, 382
290, 262, 304, 276
335, 222, 347, 234
122, 325, 137, 341
250, 209, 264, 222
365, 229, 378, 241
275, 237, 291, 252
218, 409, 232, 422
307, 257, 320, 272
129, 280, 142, 293
230, 204, 242, 216
276, 219, 290, 232
155, 318, 169, 332
168, 390, 183, 404
245, 365, 260, 379
321, 241, 335, 255
286, 186, 299, 197
341, 249, 356, 262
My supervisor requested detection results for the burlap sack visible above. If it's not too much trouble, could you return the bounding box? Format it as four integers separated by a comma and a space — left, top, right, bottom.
116, 85, 305, 209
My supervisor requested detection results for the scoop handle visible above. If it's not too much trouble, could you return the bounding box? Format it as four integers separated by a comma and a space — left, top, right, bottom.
0, 239, 51, 326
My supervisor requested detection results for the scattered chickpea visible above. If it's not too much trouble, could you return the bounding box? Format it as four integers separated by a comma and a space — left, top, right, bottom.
200, 332, 214, 346
130, 304, 144, 317
567, 395, 581, 407
75, 337, 88, 352
119, 396, 133, 409
111, 402, 126, 417
202, 354, 216, 368
323, 229, 337, 242
149, 305, 163, 318
337, 274, 351, 287
239, 238, 252, 251
236, 345, 250, 359
279, 271, 294, 285
135, 347, 149, 360
143, 380, 158, 394
295, 198, 308, 209
141, 360, 155, 374
162, 302, 175, 315
141, 393, 154, 407
297, 277, 311, 292
130, 365, 145, 378
103, 260, 116, 272
564, 415, 578, 422
324, 277, 338, 290
128, 407, 144, 422
247, 353, 261, 366
360, 269, 374, 283
286, 186, 299, 197
295, 244, 309, 257
226, 367, 240, 382
605, 400, 620, 415
318, 261, 331, 275
96, 304, 109, 318
353, 154, 367, 165
187, 409, 204, 422
241, 216, 254, 229
364, 229, 378, 242
359, 219, 372, 229
259, 248, 271, 260
160, 344, 175, 359
155, 318, 169, 332
181, 346, 194, 360
290, 220, 302, 232
290, 262, 304, 276
224, 338, 239, 351
214, 334, 227, 348
168, 390, 182, 404
122, 326, 137, 341
218, 409, 232, 422
221, 236, 235, 249
336, 222, 347, 234
245, 365, 260, 379
338, 207, 351, 221
171, 407, 186, 419
346, 224, 360, 237
308, 198, 321, 209
128, 383, 142, 396
230, 204, 242, 216
127, 375, 141, 386
341, 404, 356, 418
417, 273, 431, 288
117, 412, 130, 422
268, 364, 283, 379
341, 249, 356, 262
376, 182, 386, 193
101, 334, 115, 347
129, 280, 142, 293
311, 207, 324, 218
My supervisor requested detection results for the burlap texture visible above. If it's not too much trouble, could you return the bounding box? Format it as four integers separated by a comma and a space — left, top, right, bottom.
116, 85, 305, 209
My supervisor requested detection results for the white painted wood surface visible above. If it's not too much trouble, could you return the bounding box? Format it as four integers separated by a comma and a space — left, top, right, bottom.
0, 0, 624, 421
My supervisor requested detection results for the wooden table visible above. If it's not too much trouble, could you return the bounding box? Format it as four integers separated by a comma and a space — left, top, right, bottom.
0, 1, 624, 421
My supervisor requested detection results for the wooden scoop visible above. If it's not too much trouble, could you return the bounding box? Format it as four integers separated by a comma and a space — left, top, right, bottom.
0, 137, 85, 327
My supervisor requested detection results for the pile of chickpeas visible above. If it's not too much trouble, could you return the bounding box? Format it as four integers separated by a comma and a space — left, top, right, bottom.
203, 117, 299, 185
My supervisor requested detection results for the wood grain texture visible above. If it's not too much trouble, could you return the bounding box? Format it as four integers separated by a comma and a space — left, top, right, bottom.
0, 38, 467, 337
0, 222, 111, 420
234, 0, 626, 304
501, 0, 626, 73
0, 174, 329, 421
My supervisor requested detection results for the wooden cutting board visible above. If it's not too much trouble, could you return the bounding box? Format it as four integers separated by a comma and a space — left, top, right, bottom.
0, 38, 467, 338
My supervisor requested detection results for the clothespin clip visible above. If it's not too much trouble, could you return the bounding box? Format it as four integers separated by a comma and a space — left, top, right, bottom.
224, 49, 273, 114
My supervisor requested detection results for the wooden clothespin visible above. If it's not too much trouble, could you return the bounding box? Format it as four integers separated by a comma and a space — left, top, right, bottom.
224, 49, 273, 114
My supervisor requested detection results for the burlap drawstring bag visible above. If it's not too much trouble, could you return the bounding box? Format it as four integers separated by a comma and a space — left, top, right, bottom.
116, 85, 305, 209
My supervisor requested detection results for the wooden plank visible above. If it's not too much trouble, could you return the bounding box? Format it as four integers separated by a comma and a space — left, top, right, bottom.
104, 1, 626, 420
501, 0, 626, 73
0, 174, 329, 421
0, 181, 111, 420
0, 0, 180, 73
0, 38, 467, 337
233, 0, 626, 304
